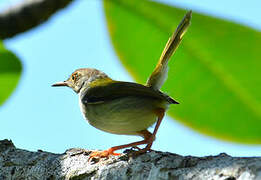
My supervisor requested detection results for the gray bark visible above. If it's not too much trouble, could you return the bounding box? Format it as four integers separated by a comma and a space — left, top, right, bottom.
0, 0, 75, 39
0, 139, 261, 180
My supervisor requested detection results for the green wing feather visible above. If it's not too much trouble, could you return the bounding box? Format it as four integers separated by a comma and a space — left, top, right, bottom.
81, 80, 178, 105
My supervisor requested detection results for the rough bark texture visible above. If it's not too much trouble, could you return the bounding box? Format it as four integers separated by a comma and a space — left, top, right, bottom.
0, 139, 261, 180
0, 0, 75, 39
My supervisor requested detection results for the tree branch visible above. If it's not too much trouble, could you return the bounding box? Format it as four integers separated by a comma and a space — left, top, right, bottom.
0, 0, 75, 39
0, 139, 260, 179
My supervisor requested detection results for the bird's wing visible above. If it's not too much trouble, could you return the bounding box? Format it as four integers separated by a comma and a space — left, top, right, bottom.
81, 80, 178, 105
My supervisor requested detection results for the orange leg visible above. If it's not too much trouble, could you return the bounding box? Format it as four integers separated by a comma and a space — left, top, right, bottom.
137, 108, 165, 153
89, 108, 165, 159
89, 130, 152, 159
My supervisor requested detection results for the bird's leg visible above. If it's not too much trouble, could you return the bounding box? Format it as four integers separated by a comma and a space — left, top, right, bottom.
89, 108, 165, 159
88, 130, 152, 160
136, 108, 165, 154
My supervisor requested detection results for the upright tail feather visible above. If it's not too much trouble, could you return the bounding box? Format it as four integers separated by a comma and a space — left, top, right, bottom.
146, 10, 192, 90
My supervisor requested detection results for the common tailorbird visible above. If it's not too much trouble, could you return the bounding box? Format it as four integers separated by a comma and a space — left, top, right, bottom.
52, 11, 192, 158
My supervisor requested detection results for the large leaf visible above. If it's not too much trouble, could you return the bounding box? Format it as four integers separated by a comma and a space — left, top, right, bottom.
0, 41, 22, 106
104, 0, 261, 144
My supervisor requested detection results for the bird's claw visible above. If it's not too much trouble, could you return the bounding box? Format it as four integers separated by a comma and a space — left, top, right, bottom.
125, 147, 152, 157
130, 146, 141, 151
88, 148, 121, 161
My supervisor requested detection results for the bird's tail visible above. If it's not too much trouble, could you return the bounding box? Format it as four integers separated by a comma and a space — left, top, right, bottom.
146, 10, 192, 90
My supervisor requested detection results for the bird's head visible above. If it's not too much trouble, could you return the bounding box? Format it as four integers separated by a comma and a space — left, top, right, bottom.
52, 68, 110, 93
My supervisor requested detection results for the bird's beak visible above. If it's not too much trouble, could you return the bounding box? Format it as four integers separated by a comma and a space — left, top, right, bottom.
52, 81, 68, 87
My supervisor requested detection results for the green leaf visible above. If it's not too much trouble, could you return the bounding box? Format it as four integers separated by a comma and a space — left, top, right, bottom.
104, 0, 261, 144
0, 41, 22, 106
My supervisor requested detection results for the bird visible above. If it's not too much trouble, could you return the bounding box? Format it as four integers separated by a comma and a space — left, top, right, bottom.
52, 11, 192, 158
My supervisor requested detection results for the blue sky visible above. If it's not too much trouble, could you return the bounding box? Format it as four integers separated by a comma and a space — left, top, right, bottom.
0, 0, 261, 156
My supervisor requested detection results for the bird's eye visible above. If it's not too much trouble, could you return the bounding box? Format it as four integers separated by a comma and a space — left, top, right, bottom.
72, 73, 78, 81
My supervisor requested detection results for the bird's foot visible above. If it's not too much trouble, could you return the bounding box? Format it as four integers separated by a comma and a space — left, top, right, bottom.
136, 147, 151, 154
130, 146, 142, 151
88, 148, 121, 161
125, 146, 152, 157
